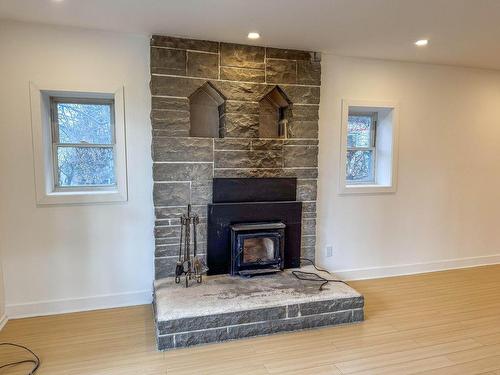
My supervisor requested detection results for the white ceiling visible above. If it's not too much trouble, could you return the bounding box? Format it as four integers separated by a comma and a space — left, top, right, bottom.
2, 0, 500, 70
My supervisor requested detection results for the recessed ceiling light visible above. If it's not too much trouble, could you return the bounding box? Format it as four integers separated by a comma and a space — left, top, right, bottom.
247, 32, 260, 40
415, 39, 429, 46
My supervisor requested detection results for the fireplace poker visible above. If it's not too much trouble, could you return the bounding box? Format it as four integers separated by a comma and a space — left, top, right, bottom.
175, 204, 208, 287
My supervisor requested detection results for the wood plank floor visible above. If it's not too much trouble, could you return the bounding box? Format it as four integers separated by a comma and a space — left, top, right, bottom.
2, 265, 500, 374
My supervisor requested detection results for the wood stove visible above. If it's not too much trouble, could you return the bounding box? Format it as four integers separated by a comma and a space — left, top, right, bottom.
230, 222, 285, 276
207, 178, 302, 275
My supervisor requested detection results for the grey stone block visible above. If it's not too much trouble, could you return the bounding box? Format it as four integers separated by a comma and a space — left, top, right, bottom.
301, 246, 316, 260
287, 120, 319, 139
214, 168, 282, 178
155, 225, 181, 239
353, 308, 365, 322
214, 150, 282, 168
297, 179, 317, 201
153, 182, 190, 206
220, 67, 265, 83
151, 126, 189, 138
150, 47, 186, 75
151, 35, 219, 53
211, 81, 271, 101
284, 139, 319, 146
266, 47, 314, 61
152, 138, 213, 162
221, 43, 265, 69
155, 205, 206, 220
157, 334, 175, 350
284, 146, 318, 167
155, 255, 208, 281
303, 212, 316, 219
155, 244, 179, 257
266, 59, 297, 84
150, 75, 206, 97
287, 304, 300, 318
297, 61, 321, 86
158, 306, 286, 335
226, 310, 353, 340
251, 139, 283, 150
302, 218, 316, 236
151, 109, 190, 132
174, 327, 229, 348
191, 180, 212, 205
214, 138, 251, 150
156, 238, 176, 246
286, 168, 318, 178
302, 201, 316, 212
187, 51, 219, 79
281, 85, 320, 105
300, 297, 365, 316
223, 113, 259, 138
225, 101, 260, 114
291, 105, 320, 120
214, 167, 316, 179
301, 235, 316, 248
155, 257, 177, 279
153, 163, 213, 181
152, 97, 189, 111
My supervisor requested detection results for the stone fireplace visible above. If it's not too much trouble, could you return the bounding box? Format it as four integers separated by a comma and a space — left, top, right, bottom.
151, 35, 320, 280
150, 35, 364, 351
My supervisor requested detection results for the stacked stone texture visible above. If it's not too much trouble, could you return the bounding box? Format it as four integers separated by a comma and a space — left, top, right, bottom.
150, 35, 321, 279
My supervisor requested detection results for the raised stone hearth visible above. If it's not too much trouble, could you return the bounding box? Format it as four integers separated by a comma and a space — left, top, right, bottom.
153, 269, 364, 350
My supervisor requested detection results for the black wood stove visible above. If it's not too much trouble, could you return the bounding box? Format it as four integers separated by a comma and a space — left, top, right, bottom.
230, 222, 285, 276
207, 178, 302, 276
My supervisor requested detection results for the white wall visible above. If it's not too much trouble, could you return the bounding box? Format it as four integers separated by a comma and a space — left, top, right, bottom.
3, 21, 500, 319
0, 21, 153, 318
318, 54, 500, 279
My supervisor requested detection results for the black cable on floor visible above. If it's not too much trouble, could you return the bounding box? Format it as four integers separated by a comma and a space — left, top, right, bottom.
292, 257, 350, 291
0, 342, 40, 374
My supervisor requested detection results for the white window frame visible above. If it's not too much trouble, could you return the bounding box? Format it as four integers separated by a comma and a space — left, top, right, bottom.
30, 82, 128, 205
339, 99, 399, 195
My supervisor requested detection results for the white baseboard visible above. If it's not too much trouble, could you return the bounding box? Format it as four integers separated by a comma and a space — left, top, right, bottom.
6, 290, 152, 319
0, 314, 8, 330
331, 254, 500, 281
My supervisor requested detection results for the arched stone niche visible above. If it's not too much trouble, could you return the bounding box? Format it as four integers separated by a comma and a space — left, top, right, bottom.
259, 86, 291, 138
189, 82, 225, 138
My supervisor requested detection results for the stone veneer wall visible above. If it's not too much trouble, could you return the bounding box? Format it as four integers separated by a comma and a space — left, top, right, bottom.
150, 35, 321, 279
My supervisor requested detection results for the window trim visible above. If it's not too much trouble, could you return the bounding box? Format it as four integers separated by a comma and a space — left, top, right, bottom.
339, 99, 399, 195
30, 82, 128, 205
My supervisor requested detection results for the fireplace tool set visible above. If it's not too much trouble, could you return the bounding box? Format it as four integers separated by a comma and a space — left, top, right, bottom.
175, 204, 208, 287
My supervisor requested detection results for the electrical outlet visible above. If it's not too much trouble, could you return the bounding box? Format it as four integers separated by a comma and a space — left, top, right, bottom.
326, 245, 333, 257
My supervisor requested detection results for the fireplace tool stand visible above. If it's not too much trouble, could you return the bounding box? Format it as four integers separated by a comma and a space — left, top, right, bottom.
175, 204, 208, 287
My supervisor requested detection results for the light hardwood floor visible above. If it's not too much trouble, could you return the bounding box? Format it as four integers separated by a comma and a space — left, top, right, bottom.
2, 265, 500, 374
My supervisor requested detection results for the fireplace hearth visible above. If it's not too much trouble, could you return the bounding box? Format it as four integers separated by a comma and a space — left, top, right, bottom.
230, 222, 285, 276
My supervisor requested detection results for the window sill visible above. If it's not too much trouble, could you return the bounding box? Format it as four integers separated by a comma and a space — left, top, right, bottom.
339, 183, 396, 195
37, 189, 127, 205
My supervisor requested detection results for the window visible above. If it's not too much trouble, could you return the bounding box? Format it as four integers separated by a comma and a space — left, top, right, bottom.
340, 100, 399, 194
346, 113, 377, 183
51, 98, 116, 189
30, 83, 127, 205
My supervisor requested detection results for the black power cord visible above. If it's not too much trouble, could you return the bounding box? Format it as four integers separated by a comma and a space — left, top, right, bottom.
0, 343, 40, 374
292, 257, 350, 291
